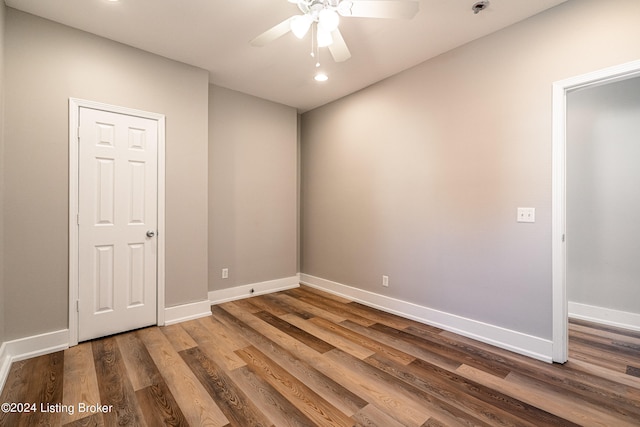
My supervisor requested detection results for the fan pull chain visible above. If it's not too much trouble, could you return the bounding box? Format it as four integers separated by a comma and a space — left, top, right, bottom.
310, 22, 316, 59
313, 22, 321, 68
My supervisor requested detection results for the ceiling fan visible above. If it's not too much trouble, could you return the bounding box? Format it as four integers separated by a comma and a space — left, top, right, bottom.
250, 0, 420, 63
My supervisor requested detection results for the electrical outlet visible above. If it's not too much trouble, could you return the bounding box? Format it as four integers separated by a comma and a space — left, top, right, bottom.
382, 275, 389, 287
221, 268, 229, 279
517, 207, 535, 223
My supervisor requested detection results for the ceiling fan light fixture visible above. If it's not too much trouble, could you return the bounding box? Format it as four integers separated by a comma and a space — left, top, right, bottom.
317, 26, 333, 47
290, 14, 313, 39
251, 0, 417, 66
318, 9, 340, 32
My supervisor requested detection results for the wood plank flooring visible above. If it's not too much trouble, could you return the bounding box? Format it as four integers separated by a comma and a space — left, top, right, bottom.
1, 285, 639, 426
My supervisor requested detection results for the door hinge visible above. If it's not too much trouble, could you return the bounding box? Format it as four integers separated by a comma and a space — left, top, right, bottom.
562, 234, 566, 242
77, 213, 80, 225
76, 300, 80, 312
77, 127, 81, 141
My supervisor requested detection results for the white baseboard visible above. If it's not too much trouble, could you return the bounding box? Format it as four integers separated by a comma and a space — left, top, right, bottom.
164, 300, 212, 326
300, 274, 553, 363
0, 298, 218, 393
0, 329, 69, 393
3, 329, 70, 363
209, 275, 300, 305
569, 301, 640, 332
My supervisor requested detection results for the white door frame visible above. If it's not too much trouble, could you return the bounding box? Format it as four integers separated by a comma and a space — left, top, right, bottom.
551, 59, 640, 363
69, 98, 166, 346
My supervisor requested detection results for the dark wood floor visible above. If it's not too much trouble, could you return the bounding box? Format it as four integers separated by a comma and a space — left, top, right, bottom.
1, 285, 639, 426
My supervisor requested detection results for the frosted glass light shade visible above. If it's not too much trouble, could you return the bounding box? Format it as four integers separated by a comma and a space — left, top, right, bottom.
318, 9, 339, 32
290, 15, 313, 39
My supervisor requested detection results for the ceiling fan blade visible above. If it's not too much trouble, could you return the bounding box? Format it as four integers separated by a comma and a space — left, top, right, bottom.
340, 0, 419, 19
250, 18, 293, 47
328, 29, 351, 62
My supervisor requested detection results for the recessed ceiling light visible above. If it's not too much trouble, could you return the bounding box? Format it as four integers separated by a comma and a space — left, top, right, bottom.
314, 73, 328, 82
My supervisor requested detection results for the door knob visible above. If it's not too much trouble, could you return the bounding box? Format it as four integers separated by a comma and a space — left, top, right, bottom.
146, 230, 156, 238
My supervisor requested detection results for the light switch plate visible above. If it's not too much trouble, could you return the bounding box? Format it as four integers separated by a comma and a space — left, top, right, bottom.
382, 275, 389, 287
517, 207, 535, 223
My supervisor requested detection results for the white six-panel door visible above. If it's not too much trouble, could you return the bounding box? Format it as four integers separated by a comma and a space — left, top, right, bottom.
77, 107, 158, 341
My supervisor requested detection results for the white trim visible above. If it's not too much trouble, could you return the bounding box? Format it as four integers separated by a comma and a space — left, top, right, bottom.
164, 300, 212, 326
68, 98, 166, 345
156, 111, 167, 327
3, 329, 69, 362
300, 274, 553, 363
569, 302, 640, 332
0, 343, 10, 393
551, 59, 640, 363
0, 330, 69, 393
551, 78, 569, 363
209, 275, 300, 305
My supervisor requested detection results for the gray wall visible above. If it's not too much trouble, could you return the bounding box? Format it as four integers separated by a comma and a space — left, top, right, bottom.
300, 0, 640, 340
208, 85, 298, 291
4, 9, 209, 340
0, 1, 6, 346
567, 76, 640, 313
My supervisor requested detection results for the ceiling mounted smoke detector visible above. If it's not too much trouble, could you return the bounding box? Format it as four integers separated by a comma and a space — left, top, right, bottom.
471, 1, 490, 14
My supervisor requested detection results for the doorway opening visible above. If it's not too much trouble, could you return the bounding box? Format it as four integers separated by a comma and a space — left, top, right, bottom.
552, 59, 640, 363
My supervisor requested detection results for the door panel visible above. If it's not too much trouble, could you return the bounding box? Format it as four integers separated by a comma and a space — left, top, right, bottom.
78, 107, 158, 341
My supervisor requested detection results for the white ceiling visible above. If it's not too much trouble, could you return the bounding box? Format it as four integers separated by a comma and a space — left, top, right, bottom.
6, 0, 567, 111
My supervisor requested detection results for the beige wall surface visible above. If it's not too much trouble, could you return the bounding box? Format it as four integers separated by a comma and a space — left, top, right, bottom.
567, 76, 640, 314
4, 9, 209, 340
209, 85, 298, 291
300, 0, 640, 339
